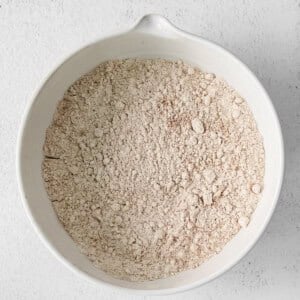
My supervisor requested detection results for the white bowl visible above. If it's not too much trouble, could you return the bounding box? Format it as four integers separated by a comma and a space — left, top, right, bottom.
17, 14, 284, 295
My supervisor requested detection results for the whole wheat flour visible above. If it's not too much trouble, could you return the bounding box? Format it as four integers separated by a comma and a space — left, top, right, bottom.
42, 59, 264, 281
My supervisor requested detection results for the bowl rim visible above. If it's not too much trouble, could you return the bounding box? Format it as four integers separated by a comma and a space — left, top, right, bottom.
16, 14, 285, 296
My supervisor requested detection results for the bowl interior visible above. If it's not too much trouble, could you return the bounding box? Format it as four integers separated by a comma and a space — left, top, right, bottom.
18, 29, 283, 292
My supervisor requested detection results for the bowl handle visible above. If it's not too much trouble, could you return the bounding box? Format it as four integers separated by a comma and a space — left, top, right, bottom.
131, 14, 180, 38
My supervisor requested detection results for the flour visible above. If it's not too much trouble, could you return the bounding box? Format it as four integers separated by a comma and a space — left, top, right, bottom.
42, 59, 264, 281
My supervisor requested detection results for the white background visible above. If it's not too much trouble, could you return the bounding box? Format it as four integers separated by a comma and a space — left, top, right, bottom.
0, 1, 299, 299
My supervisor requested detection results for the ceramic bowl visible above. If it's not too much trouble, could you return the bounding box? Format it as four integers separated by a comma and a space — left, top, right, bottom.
17, 14, 284, 295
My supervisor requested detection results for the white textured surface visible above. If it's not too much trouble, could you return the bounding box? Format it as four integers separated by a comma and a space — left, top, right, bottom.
0, 0, 299, 299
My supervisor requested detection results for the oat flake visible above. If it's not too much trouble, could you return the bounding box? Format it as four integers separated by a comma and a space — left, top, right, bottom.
42, 59, 264, 281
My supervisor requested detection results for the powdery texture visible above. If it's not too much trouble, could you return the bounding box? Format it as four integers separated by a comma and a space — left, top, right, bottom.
42, 59, 264, 281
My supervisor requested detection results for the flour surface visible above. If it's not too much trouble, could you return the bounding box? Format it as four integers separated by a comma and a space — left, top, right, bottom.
42, 59, 264, 281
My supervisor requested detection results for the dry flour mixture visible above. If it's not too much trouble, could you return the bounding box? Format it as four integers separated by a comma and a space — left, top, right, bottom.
42, 59, 264, 281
